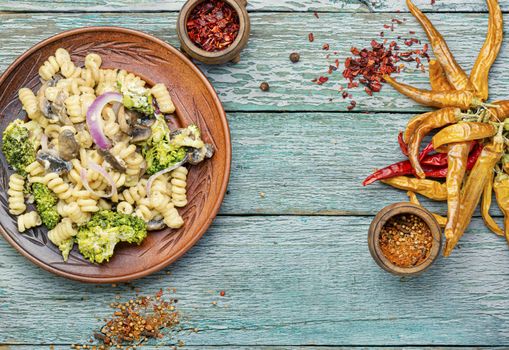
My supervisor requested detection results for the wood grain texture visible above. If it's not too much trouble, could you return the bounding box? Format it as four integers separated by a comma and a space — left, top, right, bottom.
219, 112, 494, 217
1, 216, 509, 346
1, 0, 509, 12
0, 12, 508, 113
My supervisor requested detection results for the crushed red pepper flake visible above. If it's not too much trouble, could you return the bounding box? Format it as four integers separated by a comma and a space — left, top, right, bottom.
379, 214, 433, 268
186, 0, 240, 52
313, 11, 319, 19
322, 43, 330, 50
308, 32, 314, 42
71, 290, 183, 350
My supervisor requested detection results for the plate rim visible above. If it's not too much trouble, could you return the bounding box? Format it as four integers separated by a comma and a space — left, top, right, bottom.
0, 26, 232, 283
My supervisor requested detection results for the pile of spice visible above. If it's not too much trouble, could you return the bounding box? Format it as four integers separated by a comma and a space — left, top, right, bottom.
72, 289, 182, 350
308, 13, 430, 111
379, 214, 433, 268
186, 0, 240, 52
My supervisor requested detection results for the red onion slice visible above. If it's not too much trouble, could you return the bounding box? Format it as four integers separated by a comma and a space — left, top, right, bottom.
80, 160, 118, 199
40, 133, 48, 152
86, 92, 123, 150
146, 157, 188, 197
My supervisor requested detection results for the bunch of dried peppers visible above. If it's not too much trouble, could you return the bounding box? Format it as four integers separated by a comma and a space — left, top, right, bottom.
364, 0, 509, 256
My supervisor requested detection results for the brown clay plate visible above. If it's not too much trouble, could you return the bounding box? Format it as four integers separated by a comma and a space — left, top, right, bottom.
0, 27, 231, 283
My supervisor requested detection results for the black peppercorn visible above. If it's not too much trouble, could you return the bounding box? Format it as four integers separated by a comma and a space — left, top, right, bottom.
289, 52, 300, 63
259, 82, 270, 91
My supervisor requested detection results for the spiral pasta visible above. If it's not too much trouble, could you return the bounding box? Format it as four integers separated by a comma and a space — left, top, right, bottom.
151, 191, 184, 228
117, 201, 134, 215
8, 174, 26, 215
48, 218, 76, 246
25, 161, 45, 178
17, 211, 42, 233
19, 88, 39, 118
58, 201, 90, 224
37, 173, 73, 200
65, 95, 85, 123
39, 55, 59, 80
171, 166, 188, 207
151, 83, 175, 114
122, 181, 147, 205
5, 47, 212, 263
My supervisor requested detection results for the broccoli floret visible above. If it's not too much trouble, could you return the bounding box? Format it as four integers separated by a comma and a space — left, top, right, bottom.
143, 141, 187, 175
31, 182, 60, 229
77, 210, 147, 264
143, 114, 187, 175
2, 119, 36, 175
118, 81, 154, 116
59, 237, 74, 262
172, 124, 205, 149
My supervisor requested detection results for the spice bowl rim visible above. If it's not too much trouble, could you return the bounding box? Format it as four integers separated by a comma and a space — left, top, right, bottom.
177, 0, 249, 61
368, 202, 442, 276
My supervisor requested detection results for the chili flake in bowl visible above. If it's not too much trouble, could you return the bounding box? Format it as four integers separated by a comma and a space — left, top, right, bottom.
177, 0, 250, 64
368, 202, 442, 276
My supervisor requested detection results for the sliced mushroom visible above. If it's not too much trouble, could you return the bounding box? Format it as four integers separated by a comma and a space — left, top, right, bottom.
147, 218, 166, 231
97, 149, 127, 173
51, 91, 73, 125
58, 129, 79, 161
187, 144, 214, 165
36, 81, 52, 118
129, 125, 152, 143
36, 150, 72, 174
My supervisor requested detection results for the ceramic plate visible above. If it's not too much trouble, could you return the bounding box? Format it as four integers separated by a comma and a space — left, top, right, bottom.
0, 27, 231, 283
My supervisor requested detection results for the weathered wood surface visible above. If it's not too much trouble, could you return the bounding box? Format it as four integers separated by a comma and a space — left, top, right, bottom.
2, 0, 509, 12
2, 3, 509, 348
223, 112, 493, 217
1, 12, 508, 113
2, 216, 509, 346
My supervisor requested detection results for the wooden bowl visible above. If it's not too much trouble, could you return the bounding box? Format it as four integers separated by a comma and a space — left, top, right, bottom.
0, 27, 231, 283
368, 202, 442, 276
177, 0, 250, 64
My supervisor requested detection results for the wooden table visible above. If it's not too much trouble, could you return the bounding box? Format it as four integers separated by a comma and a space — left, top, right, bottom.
1, 0, 509, 348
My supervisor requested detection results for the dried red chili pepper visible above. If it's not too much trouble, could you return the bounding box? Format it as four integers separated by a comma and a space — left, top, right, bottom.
363, 143, 482, 186
398, 132, 409, 156
186, 0, 240, 52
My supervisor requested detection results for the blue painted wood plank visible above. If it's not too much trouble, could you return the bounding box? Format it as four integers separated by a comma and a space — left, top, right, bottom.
1, 216, 509, 346
0, 0, 508, 13
0, 12, 507, 113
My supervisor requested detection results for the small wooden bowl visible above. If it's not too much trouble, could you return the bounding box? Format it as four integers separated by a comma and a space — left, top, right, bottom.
177, 0, 250, 64
368, 202, 442, 276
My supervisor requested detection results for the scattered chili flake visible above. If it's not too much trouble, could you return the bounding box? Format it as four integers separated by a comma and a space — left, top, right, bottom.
313, 11, 319, 19
220, 290, 226, 297
260, 82, 270, 91
409, 30, 416, 35
322, 43, 330, 50
289, 52, 300, 63
379, 214, 433, 268
72, 290, 182, 350
308, 32, 314, 42
315, 76, 329, 85
431, 0, 436, 4
186, 0, 240, 52
342, 91, 349, 99
346, 100, 357, 111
